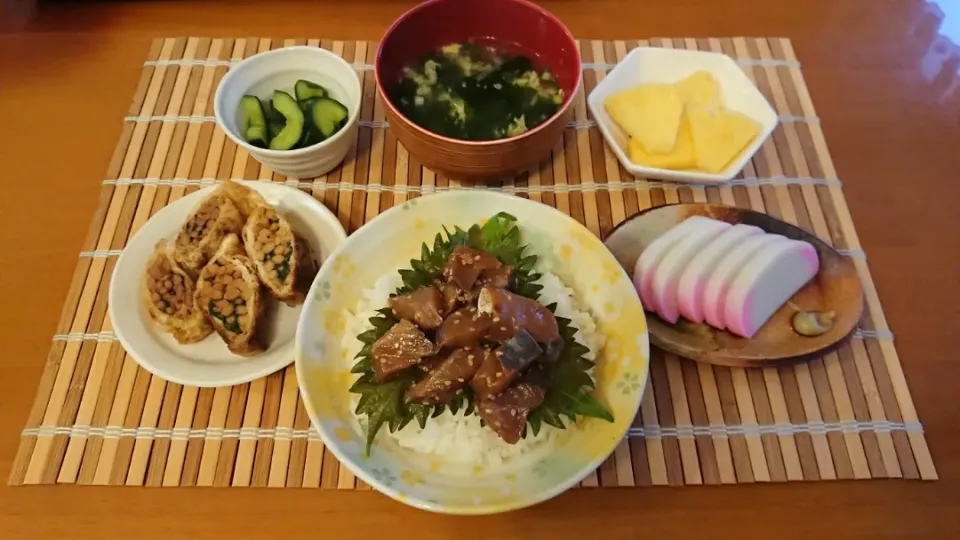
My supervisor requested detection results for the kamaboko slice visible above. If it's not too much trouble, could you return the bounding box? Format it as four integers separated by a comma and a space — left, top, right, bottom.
173, 187, 244, 274
142, 240, 213, 344
241, 202, 316, 306
194, 234, 265, 356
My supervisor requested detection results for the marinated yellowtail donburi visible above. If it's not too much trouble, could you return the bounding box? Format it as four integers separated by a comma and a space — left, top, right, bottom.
350, 213, 613, 453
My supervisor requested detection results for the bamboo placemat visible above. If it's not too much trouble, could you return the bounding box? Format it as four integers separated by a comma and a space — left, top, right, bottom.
9, 37, 937, 489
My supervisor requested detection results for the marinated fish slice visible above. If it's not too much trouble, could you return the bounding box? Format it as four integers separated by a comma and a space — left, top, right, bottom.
442, 246, 502, 290
477, 380, 546, 444
217, 179, 268, 220
471, 332, 542, 398
477, 286, 560, 343
497, 329, 542, 372
194, 234, 265, 356
242, 203, 310, 304
142, 240, 213, 344
462, 265, 515, 305
371, 319, 439, 381
405, 345, 484, 405
436, 307, 493, 348
439, 281, 460, 313
470, 347, 518, 398
478, 265, 514, 289
173, 189, 245, 274
415, 354, 447, 374
485, 319, 517, 344
389, 286, 447, 330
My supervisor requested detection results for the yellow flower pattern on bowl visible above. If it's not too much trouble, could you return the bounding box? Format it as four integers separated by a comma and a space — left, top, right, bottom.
295, 191, 649, 515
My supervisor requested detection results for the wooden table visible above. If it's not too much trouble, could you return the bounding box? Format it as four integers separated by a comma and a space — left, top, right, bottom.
1, 1, 958, 537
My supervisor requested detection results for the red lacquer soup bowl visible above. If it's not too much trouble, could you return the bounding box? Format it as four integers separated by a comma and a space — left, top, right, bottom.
375, 0, 581, 181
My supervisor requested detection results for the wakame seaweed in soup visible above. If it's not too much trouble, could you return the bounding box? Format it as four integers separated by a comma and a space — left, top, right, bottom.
390, 42, 565, 141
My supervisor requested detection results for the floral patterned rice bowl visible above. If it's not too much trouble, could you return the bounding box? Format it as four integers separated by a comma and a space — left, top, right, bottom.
295, 191, 649, 514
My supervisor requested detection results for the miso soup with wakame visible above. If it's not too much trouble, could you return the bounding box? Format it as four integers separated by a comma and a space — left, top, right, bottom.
389, 41, 565, 141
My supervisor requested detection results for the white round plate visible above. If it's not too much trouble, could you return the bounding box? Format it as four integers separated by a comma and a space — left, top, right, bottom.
110, 181, 346, 387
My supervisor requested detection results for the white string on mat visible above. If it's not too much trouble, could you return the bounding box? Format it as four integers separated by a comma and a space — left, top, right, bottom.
101, 176, 843, 191
17, 425, 322, 441
78, 246, 868, 261
103, 178, 219, 188
143, 58, 801, 70
77, 249, 124, 258
51, 327, 890, 342
51, 331, 117, 342
121, 115, 216, 123
581, 58, 801, 70
837, 248, 866, 260
144, 59, 234, 68
779, 114, 820, 123
628, 420, 923, 439
120, 114, 822, 125
20, 419, 920, 442
77, 246, 871, 267
852, 328, 895, 341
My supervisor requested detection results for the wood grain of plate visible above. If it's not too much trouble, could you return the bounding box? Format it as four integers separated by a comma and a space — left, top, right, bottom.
604, 203, 864, 367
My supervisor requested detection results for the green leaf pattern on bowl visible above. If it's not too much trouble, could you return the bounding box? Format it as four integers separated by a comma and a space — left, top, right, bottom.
370, 467, 397, 487
617, 371, 642, 395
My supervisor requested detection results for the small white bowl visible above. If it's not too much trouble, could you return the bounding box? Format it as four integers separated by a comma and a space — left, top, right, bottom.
214, 46, 362, 179
587, 47, 778, 184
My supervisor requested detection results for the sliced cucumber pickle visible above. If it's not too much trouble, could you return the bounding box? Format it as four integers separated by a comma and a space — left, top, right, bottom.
238, 95, 268, 146
310, 98, 349, 138
268, 90, 304, 151
295, 79, 327, 102
268, 121, 284, 141
238, 82, 344, 150
264, 99, 285, 124
245, 125, 269, 148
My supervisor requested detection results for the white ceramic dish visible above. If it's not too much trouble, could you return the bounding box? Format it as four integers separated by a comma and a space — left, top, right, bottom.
295, 191, 649, 515
109, 181, 346, 387
214, 46, 362, 179
587, 47, 778, 183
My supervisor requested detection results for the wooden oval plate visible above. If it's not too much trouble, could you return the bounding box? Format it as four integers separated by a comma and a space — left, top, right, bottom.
604, 203, 864, 367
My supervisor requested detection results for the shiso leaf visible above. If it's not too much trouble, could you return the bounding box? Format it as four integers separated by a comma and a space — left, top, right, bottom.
410, 403, 432, 429
528, 413, 543, 437
348, 213, 612, 455
449, 393, 464, 415
571, 391, 614, 423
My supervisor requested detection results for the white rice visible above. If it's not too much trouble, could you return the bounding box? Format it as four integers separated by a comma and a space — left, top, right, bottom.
342, 264, 604, 468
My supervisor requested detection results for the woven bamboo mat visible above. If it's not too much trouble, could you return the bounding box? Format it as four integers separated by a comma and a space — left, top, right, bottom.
9, 36, 937, 489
